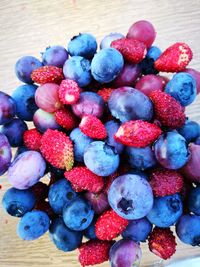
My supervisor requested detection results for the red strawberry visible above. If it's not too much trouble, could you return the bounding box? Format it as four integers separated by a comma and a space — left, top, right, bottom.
115, 120, 162, 147
78, 239, 114, 267
155, 42, 193, 72
149, 90, 186, 128
95, 210, 128, 241
149, 168, 184, 197
55, 108, 78, 130
40, 129, 74, 170
111, 38, 147, 64
23, 128, 42, 151
31, 66, 64, 84
59, 79, 81, 105
79, 115, 107, 139
148, 227, 177, 260
65, 166, 104, 193
97, 88, 115, 102
71, 183, 84, 193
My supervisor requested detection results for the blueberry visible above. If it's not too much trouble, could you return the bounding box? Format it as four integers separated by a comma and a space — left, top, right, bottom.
72, 91, 104, 118
147, 193, 183, 227
100, 32, 124, 49
126, 145, 157, 170
0, 91, 16, 125
122, 217, 152, 242
108, 87, 153, 123
42, 45, 68, 67
17, 210, 50, 240
146, 46, 162, 61
2, 187, 36, 217
83, 217, 97, 240
33, 109, 60, 133
48, 179, 77, 214
178, 119, 200, 143
165, 73, 197, 106
63, 197, 94, 231
70, 128, 93, 162
0, 118, 28, 147
0, 133, 12, 175
195, 136, 200, 145
105, 120, 124, 154
15, 56, 42, 84
188, 186, 200, 215
108, 174, 153, 219
63, 56, 92, 87
91, 48, 124, 83
68, 33, 97, 59
49, 217, 83, 251
84, 141, 120, 176
140, 57, 158, 75
47, 165, 65, 179
176, 214, 200, 246
12, 84, 38, 121
154, 131, 190, 169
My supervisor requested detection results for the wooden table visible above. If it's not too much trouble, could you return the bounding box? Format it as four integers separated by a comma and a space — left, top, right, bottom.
0, 0, 200, 266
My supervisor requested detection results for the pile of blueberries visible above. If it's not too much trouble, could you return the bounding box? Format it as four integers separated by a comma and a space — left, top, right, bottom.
1, 20, 200, 267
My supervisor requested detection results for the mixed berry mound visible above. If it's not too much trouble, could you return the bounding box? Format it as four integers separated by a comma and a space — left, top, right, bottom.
1, 19, 200, 267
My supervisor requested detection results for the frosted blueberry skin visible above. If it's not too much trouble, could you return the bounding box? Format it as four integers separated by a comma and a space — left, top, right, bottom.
91, 48, 124, 83
178, 119, 200, 143
0, 118, 28, 147
154, 131, 190, 170
68, 33, 97, 59
7, 151, 46, 189
70, 128, 93, 162
42, 45, 68, 67
126, 145, 157, 170
108, 87, 153, 123
100, 32, 124, 49
63, 56, 92, 87
12, 84, 38, 121
165, 72, 197, 106
188, 186, 200, 215
108, 174, 153, 220
83, 217, 97, 240
15, 56, 42, 84
2, 187, 36, 217
109, 239, 142, 267
72, 92, 104, 118
63, 197, 94, 231
48, 179, 77, 214
176, 214, 200, 246
49, 217, 83, 252
17, 211, 50, 240
33, 109, 60, 133
84, 141, 120, 177
146, 46, 162, 61
105, 120, 124, 154
122, 217, 152, 242
0, 91, 16, 125
0, 133, 12, 175
147, 193, 183, 227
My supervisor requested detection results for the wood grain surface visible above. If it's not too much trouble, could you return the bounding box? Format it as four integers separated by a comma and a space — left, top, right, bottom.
1, 0, 200, 266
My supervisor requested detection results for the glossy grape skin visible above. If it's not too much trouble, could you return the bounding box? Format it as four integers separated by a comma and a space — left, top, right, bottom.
0, 133, 12, 175
109, 239, 142, 267
100, 32, 124, 49
42, 45, 68, 67
135, 74, 164, 96
154, 131, 190, 170
33, 109, 60, 133
35, 83, 62, 113
85, 191, 110, 214
0, 91, 16, 125
127, 20, 156, 48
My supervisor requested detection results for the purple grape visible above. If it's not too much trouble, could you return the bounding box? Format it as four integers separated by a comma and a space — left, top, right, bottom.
0, 133, 12, 175
72, 92, 104, 118
85, 191, 110, 214
33, 109, 60, 133
112, 63, 141, 88
0, 91, 16, 125
135, 74, 164, 96
109, 239, 142, 267
42, 45, 68, 67
7, 151, 46, 189
100, 32, 124, 49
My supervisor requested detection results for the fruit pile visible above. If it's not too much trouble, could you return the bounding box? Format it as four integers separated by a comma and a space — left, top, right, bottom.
1, 20, 200, 266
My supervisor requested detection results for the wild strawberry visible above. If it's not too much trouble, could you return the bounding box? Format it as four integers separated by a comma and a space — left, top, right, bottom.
31, 66, 64, 84
23, 128, 42, 151
59, 79, 81, 105
55, 109, 78, 130
97, 88, 115, 102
